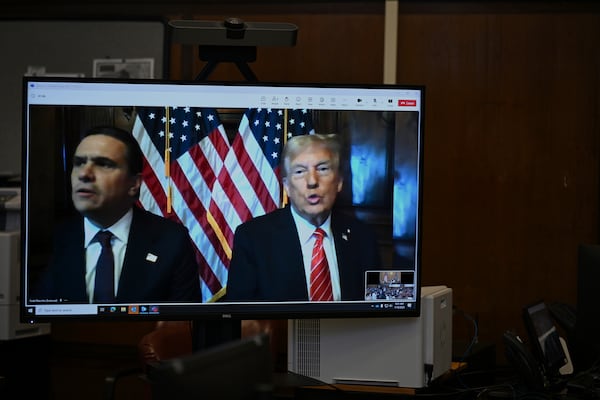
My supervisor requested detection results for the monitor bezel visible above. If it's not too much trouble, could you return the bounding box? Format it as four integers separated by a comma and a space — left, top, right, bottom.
20, 76, 425, 323
574, 244, 600, 371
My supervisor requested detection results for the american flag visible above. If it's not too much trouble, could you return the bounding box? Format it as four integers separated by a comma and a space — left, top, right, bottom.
132, 106, 231, 301
132, 106, 314, 302
212, 108, 315, 265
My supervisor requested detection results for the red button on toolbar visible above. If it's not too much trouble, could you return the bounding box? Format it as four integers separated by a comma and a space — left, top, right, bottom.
398, 99, 417, 106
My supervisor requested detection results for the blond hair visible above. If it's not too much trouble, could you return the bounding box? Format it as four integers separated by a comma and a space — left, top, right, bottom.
281, 133, 341, 178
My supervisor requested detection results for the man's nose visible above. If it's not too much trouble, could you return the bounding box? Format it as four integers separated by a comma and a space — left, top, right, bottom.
306, 169, 318, 187
78, 163, 94, 181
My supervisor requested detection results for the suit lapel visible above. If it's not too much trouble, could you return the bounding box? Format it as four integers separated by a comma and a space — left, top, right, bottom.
281, 206, 305, 263
276, 207, 309, 298
117, 208, 153, 296
331, 212, 355, 299
63, 220, 88, 300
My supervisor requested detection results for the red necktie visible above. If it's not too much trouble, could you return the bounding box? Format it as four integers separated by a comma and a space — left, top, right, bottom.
93, 230, 115, 303
310, 228, 333, 301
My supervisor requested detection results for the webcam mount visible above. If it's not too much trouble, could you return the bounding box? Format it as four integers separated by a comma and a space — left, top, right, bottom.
169, 18, 298, 82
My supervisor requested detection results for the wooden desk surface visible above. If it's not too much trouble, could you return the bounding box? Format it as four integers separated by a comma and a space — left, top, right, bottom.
287, 362, 467, 398
299, 383, 417, 395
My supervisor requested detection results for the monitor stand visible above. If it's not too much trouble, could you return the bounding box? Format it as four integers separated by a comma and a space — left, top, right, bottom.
191, 319, 242, 351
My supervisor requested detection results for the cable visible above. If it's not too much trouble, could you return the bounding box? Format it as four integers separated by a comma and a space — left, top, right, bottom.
452, 305, 480, 389
454, 305, 479, 363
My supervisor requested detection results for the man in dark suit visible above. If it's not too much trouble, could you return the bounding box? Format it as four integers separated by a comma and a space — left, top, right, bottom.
33, 126, 201, 304
226, 133, 381, 302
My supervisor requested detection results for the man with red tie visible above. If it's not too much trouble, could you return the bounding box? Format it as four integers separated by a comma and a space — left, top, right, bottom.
226, 133, 382, 302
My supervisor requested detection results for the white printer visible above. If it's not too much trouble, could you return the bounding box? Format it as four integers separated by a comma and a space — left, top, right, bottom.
0, 187, 50, 340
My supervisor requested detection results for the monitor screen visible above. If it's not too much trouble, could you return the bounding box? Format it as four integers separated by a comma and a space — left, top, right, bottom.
21, 77, 425, 322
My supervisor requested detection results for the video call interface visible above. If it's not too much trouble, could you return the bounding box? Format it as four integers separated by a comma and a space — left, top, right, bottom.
21, 78, 424, 321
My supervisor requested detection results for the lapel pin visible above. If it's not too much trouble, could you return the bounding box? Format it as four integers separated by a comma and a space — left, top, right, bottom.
146, 253, 158, 263
342, 228, 350, 241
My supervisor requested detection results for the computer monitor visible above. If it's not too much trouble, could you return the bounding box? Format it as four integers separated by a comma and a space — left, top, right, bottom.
575, 244, 600, 371
21, 77, 425, 323
147, 333, 273, 400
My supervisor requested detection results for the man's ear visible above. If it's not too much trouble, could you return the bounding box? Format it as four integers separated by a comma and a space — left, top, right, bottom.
129, 174, 142, 197
337, 176, 344, 193
282, 177, 289, 192
281, 177, 291, 206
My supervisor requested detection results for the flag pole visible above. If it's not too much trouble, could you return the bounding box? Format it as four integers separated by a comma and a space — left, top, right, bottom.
165, 106, 172, 213
282, 108, 288, 207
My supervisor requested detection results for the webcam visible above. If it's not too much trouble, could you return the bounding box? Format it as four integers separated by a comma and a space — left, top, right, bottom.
169, 18, 298, 47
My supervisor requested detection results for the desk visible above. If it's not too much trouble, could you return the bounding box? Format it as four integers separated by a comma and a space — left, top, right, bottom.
274, 363, 467, 399
274, 363, 593, 400
295, 384, 418, 399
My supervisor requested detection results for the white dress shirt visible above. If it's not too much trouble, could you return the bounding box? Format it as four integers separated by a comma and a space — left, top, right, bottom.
83, 209, 133, 303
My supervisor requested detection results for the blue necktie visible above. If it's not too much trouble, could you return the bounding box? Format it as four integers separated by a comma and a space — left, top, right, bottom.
93, 230, 115, 303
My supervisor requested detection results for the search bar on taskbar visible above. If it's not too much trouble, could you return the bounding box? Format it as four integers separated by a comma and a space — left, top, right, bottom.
34, 305, 98, 315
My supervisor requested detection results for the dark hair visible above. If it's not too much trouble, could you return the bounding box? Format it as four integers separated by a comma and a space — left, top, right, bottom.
83, 126, 144, 175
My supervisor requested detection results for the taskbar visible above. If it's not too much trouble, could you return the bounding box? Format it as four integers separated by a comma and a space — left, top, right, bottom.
26, 304, 164, 317
25, 299, 418, 319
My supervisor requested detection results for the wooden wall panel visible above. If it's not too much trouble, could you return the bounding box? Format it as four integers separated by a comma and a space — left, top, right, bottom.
395, 7, 600, 355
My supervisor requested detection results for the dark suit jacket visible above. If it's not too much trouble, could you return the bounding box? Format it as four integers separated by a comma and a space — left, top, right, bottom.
33, 206, 201, 303
225, 206, 382, 301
